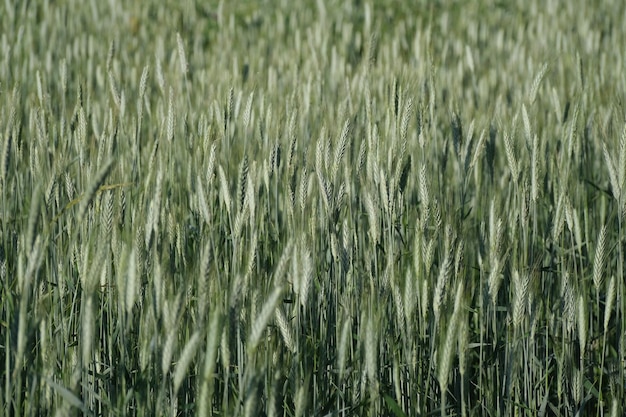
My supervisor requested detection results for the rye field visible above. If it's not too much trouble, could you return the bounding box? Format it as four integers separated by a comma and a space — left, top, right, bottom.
1, 0, 625, 416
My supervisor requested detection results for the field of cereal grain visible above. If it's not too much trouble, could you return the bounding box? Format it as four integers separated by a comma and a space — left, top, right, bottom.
1, 1, 625, 415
